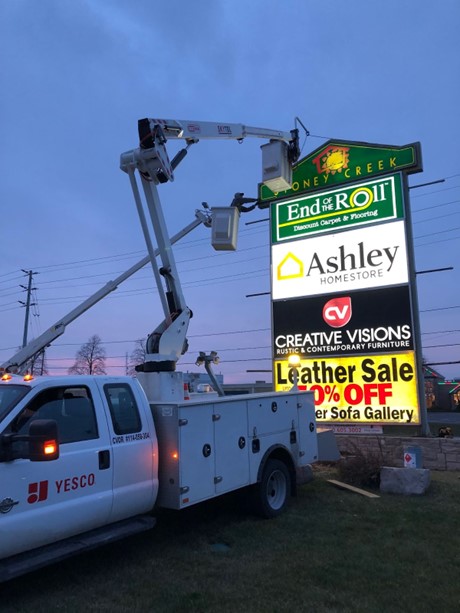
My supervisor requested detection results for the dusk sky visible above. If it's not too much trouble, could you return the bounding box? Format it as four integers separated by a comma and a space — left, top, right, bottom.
1, 0, 459, 383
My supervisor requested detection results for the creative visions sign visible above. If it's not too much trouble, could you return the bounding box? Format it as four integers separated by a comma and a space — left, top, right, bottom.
273, 286, 414, 359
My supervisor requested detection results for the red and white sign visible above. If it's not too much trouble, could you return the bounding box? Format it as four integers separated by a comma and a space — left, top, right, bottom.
322, 296, 352, 328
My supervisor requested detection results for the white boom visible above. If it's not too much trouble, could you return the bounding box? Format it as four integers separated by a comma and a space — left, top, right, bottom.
121, 117, 300, 373
142, 118, 293, 142
3, 117, 300, 375
1, 212, 211, 374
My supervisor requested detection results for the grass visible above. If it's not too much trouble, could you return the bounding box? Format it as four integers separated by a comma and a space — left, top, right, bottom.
2, 467, 460, 612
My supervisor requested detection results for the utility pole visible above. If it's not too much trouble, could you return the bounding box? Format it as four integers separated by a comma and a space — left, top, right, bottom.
19, 269, 37, 348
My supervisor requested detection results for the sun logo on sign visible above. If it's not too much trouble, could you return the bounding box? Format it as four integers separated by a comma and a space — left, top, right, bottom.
312, 145, 350, 175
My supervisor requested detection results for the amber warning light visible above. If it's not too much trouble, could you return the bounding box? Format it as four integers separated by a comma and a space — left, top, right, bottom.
44, 440, 58, 456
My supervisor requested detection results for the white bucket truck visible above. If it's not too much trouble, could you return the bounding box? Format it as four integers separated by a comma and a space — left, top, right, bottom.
0, 118, 317, 581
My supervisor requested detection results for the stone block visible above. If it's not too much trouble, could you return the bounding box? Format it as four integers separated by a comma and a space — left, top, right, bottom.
317, 429, 341, 462
380, 466, 431, 495
441, 441, 460, 453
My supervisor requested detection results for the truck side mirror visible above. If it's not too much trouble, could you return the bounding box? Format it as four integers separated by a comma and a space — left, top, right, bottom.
28, 419, 59, 462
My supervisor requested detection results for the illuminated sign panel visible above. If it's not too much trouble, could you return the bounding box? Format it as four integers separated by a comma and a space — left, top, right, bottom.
273, 286, 414, 358
274, 352, 420, 425
272, 173, 404, 243
272, 220, 408, 299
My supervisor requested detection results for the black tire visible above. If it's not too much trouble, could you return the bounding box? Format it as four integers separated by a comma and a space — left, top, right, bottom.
253, 459, 290, 518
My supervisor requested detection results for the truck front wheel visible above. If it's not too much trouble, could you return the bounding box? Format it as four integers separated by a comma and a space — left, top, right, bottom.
254, 459, 290, 518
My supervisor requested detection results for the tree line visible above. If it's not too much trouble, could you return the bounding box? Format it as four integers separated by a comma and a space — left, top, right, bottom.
27, 335, 146, 376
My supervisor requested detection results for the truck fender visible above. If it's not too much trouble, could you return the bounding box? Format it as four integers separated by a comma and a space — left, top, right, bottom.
255, 444, 297, 497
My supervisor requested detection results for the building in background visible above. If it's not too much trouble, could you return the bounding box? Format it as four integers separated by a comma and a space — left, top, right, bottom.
424, 365, 460, 410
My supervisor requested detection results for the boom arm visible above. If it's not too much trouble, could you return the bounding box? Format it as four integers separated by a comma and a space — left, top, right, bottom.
1, 212, 210, 374
138, 117, 300, 185
139, 117, 294, 143
3, 117, 301, 375
121, 117, 300, 372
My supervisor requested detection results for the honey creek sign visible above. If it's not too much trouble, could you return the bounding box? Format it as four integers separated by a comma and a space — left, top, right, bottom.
274, 352, 420, 425
259, 139, 421, 204
272, 173, 404, 243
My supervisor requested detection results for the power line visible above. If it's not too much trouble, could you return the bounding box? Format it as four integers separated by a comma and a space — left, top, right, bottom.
422, 329, 460, 335
4, 226, 266, 279
33, 275, 267, 306
45, 356, 274, 370
28, 336, 460, 361
33, 253, 269, 291
44, 345, 273, 361
411, 184, 460, 198
424, 342, 460, 349
420, 305, 460, 313
0, 327, 272, 352
414, 225, 460, 240
413, 210, 459, 225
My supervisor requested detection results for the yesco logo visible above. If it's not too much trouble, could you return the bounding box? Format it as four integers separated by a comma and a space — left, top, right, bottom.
323, 297, 352, 328
28, 481, 48, 503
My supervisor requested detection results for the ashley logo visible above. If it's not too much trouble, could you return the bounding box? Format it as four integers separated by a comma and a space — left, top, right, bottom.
306, 242, 399, 276
323, 297, 352, 328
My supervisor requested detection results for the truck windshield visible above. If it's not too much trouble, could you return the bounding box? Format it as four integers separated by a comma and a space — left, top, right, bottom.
0, 385, 31, 423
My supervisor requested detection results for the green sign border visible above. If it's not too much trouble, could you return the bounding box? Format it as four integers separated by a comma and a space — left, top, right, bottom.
271, 172, 405, 243
259, 139, 422, 206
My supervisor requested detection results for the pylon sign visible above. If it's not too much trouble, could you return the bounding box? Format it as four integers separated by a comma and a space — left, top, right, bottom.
268, 139, 424, 427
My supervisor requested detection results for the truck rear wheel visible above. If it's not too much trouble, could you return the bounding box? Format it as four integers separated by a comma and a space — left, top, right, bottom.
254, 459, 290, 518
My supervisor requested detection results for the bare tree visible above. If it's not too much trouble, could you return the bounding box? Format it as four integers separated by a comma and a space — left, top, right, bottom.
14, 346, 49, 376
127, 338, 146, 376
68, 334, 107, 375
30, 350, 49, 376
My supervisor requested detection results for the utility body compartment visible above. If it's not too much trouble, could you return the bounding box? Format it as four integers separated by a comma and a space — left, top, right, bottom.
151, 390, 317, 510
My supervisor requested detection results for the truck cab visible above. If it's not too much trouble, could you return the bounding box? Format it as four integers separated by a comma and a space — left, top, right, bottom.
0, 374, 158, 562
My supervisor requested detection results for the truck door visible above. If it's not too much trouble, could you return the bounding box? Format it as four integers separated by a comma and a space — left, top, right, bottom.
99, 382, 156, 523
214, 400, 250, 495
0, 382, 113, 560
